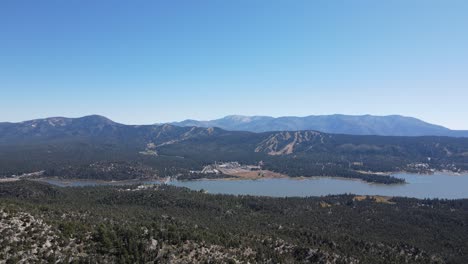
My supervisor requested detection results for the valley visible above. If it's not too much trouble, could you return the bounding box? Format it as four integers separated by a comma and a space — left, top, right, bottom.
1, 115, 468, 263
3, 1, 467, 262
2, 116, 468, 185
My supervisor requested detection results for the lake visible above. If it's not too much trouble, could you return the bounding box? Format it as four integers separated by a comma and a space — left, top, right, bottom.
170, 173, 468, 199
39, 172, 468, 199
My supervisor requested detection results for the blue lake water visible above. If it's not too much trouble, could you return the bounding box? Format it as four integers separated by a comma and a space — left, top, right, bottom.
40, 172, 468, 199
170, 173, 468, 199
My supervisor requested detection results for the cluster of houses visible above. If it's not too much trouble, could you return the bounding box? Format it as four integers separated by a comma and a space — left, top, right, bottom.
193, 161, 262, 175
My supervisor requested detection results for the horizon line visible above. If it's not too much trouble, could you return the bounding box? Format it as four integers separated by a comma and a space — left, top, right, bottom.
2, 113, 466, 131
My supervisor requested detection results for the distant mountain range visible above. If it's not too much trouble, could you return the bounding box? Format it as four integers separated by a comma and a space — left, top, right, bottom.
1, 115, 468, 184
170, 115, 468, 137
0, 115, 224, 146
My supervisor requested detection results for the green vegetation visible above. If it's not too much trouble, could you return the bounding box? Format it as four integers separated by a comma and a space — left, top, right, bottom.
1, 119, 468, 184
43, 161, 159, 181
1, 180, 467, 263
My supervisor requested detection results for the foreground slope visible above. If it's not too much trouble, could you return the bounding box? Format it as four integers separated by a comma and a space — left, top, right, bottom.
1, 180, 467, 263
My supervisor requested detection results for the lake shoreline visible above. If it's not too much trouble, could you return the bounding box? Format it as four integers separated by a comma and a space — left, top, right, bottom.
180, 169, 468, 184
25, 170, 458, 186
19, 172, 468, 199
170, 173, 468, 199
31, 176, 167, 187
175, 175, 407, 186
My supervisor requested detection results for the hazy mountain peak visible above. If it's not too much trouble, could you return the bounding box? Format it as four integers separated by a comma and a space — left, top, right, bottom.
223, 115, 254, 122
222, 115, 273, 123
20, 115, 117, 126
170, 114, 468, 137
78, 114, 116, 122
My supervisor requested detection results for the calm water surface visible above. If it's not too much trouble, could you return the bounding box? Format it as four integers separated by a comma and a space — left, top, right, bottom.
170, 173, 468, 199
41, 173, 468, 199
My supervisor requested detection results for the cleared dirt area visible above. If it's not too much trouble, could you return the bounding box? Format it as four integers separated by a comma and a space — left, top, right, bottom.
353, 195, 396, 204
0, 178, 20, 183
219, 169, 289, 180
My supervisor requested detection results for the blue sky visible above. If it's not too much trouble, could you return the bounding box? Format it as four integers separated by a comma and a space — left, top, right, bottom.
1, 1, 467, 129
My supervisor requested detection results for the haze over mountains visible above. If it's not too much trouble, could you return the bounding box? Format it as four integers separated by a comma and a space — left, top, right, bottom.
2, 114, 467, 144
170, 114, 468, 137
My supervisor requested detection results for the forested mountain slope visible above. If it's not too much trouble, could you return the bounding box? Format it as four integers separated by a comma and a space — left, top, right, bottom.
1, 116, 468, 183
1, 180, 467, 263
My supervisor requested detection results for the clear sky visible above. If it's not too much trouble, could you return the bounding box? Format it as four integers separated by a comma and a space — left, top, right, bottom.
1, 1, 467, 129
